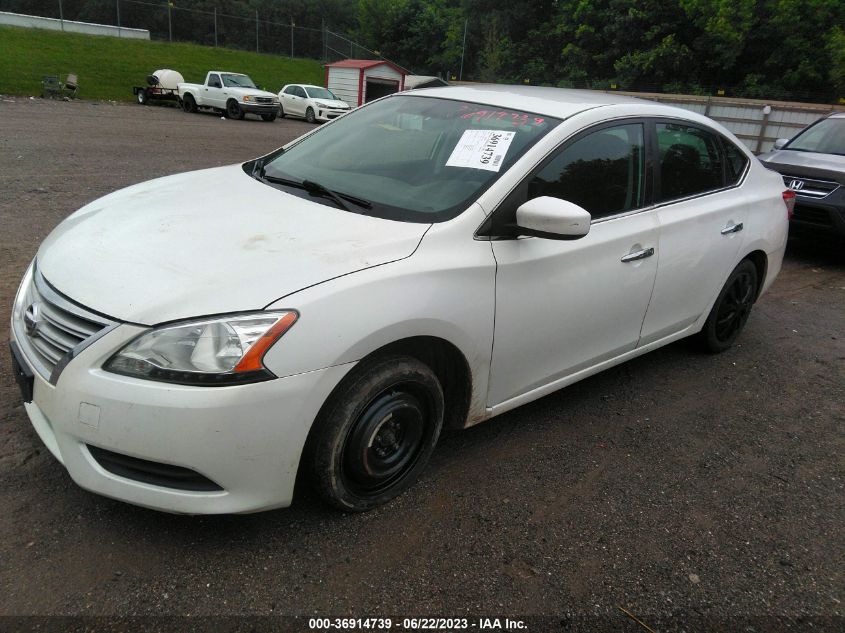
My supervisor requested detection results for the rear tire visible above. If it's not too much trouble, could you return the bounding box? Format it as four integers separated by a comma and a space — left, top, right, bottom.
699, 259, 759, 353
182, 93, 197, 113
306, 355, 444, 512
306, 106, 316, 124
137, 89, 148, 105
226, 100, 245, 120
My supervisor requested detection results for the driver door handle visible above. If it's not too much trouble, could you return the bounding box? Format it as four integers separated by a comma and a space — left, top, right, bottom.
621, 247, 655, 263
721, 222, 743, 235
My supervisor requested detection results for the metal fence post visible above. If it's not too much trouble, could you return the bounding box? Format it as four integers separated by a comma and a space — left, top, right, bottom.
116, 0, 121, 38
255, 10, 259, 53
58, 0, 64, 31
213, 8, 217, 47
167, 2, 172, 42
290, 18, 294, 59
459, 19, 467, 80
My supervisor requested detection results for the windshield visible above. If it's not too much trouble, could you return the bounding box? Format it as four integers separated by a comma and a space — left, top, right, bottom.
305, 86, 338, 100
222, 73, 257, 89
786, 118, 845, 155
259, 95, 559, 222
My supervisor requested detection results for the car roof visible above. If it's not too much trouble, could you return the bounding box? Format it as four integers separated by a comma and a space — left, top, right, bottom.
404, 84, 666, 119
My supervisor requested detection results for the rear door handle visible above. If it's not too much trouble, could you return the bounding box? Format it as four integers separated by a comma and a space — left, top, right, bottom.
721, 222, 743, 235
621, 247, 655, 263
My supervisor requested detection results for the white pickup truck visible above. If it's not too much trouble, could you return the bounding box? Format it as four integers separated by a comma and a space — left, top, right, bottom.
178, 71, 280, 121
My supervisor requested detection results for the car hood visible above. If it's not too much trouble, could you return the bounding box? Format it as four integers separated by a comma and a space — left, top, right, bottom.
316, 99, 350, 108
36, 165, 429, 325
227, 87, 277, 98
758, 149, 845, 184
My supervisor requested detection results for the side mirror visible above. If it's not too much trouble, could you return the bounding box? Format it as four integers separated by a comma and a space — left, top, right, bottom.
773, 138, 790, 150
514, 196, 591, 240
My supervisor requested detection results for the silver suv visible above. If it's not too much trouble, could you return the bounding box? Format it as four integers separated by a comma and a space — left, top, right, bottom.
759, 112, 845, 237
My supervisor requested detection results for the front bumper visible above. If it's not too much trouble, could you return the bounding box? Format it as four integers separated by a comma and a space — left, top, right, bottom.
240, 102, 280, 115
11, 318, 353, 514
315, 107, 350, 122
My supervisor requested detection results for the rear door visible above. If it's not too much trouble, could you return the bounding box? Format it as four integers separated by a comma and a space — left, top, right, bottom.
638, 120, 750, 345
486, 121, 660, 406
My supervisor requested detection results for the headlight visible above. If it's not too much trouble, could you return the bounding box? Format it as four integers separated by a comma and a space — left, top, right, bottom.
315, 101, 332, 108
104, 311, 297, 386
242, 95, 253, 102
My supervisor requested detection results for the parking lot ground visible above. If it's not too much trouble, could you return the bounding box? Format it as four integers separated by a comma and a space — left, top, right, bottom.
0, 98, 843, 628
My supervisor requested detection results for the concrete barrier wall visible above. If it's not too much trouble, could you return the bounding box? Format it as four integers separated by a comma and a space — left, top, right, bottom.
0, 11, 150, 40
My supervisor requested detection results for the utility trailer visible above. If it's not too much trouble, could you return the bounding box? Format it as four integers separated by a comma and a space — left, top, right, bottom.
133, 69, 184, 106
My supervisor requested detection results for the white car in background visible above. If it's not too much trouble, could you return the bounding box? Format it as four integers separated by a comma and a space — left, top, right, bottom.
278, 84, 351, 123
10, 86, 789, 515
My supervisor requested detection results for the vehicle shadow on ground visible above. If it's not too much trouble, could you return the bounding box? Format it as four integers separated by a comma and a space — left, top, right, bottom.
784, 229, 844, 268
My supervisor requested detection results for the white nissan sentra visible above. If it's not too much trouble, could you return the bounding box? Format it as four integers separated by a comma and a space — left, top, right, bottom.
10, 86, 790, 514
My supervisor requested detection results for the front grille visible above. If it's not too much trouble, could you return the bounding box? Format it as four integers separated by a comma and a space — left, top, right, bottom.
87, 445, 224, 492
254, 96, 274, 104
13, 268, 114, 382
793, 204, 833, 226
782, 175, 841, 199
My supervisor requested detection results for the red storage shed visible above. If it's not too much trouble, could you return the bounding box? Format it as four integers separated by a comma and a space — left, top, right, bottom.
325, 59, 408, 107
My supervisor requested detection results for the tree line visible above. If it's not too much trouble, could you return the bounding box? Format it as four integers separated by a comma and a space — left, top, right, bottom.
7, 0, 844, 102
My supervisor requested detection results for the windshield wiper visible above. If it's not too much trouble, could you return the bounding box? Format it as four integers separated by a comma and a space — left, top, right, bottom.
259, 173, 372, 212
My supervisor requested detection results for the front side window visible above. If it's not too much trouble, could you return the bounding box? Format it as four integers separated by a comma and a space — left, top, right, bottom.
222, 73, 257, 89
208, 74, 222, 88
294, 86, 307, 98
657, 122, 724, 201
527, 123, 645, 220
258, 96, 560, 222
785, 117, 845, 155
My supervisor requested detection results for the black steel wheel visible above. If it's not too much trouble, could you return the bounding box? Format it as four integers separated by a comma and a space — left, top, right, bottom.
305, 106, 316, 124
226, 100, 245, 120
182, 94, 197, 113
700, 259, 759, 353
306, 355, 444, 512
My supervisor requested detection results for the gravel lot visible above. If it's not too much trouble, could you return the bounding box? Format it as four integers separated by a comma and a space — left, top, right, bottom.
0, 98, 843, 631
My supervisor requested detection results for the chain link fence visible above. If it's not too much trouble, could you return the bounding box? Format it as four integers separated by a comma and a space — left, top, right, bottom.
0, 0, 392, 64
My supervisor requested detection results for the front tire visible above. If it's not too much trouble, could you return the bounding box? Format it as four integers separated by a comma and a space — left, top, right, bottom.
699, 259, 759, 353
305, 106, 316, 124
261, 112, 277, 122
306, 355, 444, 512
226, 100, 245, 120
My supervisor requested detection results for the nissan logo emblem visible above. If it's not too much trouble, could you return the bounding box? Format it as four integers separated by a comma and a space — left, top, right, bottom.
789, 179, 805, 191
23, 303, 40, 337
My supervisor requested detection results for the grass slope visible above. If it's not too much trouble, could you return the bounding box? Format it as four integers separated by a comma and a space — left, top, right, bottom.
0, 25, 324, 101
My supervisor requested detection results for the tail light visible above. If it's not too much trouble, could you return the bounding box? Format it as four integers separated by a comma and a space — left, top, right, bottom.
782, 190, 796, 219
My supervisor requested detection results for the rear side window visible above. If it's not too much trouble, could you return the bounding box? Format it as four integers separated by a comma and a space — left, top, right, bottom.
527, 123, 645, 220
657, 122, 725, 201
723, 140, 749, 185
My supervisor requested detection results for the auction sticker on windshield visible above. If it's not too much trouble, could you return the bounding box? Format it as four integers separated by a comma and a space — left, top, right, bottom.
446, 129, 516, 172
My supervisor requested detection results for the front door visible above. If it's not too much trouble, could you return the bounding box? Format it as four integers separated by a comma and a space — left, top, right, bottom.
205, 73, 225, 109
487, 121, 660, 406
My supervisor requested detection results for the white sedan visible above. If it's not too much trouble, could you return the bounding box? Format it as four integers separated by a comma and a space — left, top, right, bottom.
278, 84, 351, 123
10, 86, 789, 514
